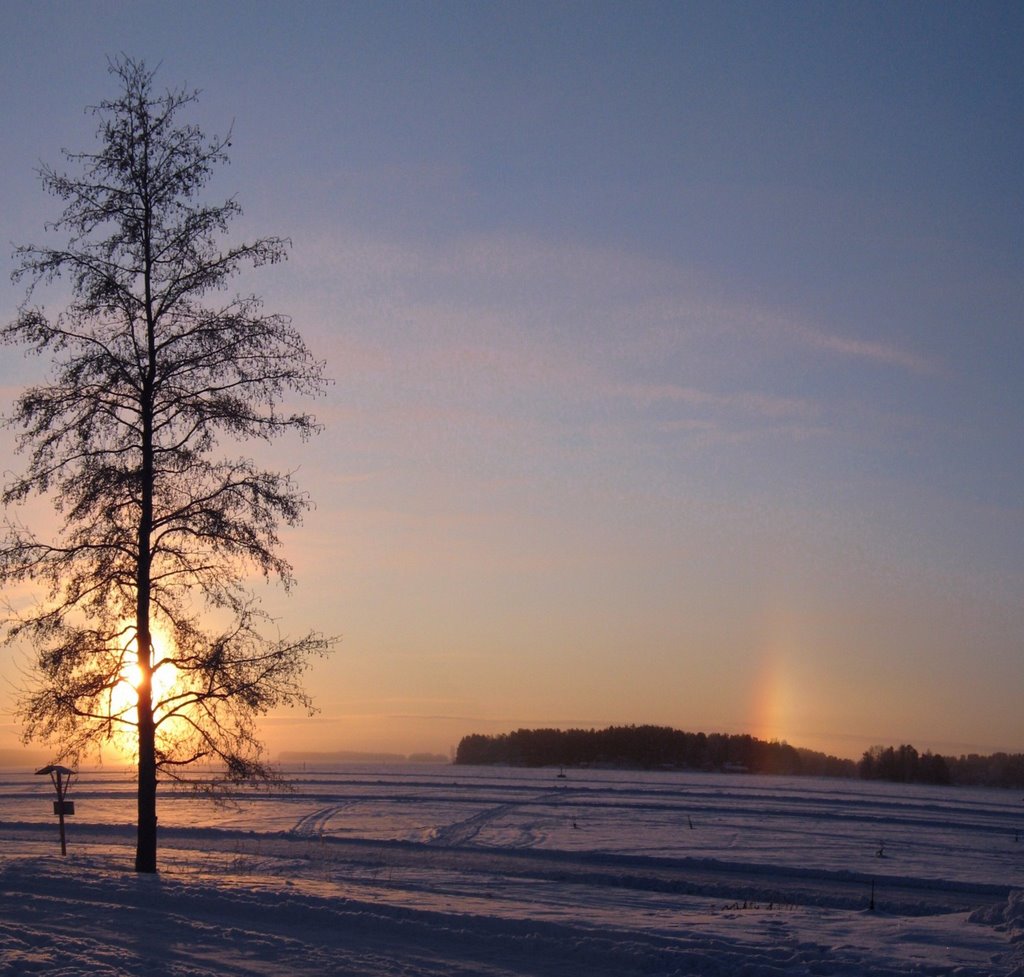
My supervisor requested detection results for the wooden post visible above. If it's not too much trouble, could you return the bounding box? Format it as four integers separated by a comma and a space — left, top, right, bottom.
35, 765, 75, 856
53, 769, 68, 856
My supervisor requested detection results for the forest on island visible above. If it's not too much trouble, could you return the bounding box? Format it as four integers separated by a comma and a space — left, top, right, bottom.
454, 726, 1024, 788
454, 725, 854, 778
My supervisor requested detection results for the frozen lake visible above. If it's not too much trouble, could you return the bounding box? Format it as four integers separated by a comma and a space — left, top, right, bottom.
1, 764, 1022, 975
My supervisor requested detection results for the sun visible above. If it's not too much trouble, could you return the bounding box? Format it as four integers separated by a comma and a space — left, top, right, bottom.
108, 625, 180, 724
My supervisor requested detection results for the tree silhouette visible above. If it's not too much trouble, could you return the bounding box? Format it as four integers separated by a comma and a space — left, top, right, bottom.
1, 57, 333, 873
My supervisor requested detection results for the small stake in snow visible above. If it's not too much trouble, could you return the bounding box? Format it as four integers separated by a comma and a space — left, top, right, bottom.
35, 764, 76, 856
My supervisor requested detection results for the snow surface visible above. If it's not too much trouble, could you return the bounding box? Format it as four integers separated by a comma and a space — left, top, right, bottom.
1, 765, 1022, 975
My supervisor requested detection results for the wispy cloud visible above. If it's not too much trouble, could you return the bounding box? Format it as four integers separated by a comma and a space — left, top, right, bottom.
295, 229, 941, 385
788, 322, 941, 376
611, 381, 818, 420
281, 228, 948, 493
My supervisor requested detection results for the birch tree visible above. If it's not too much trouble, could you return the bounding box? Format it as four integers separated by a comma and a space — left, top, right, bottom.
1, 57, 332, 873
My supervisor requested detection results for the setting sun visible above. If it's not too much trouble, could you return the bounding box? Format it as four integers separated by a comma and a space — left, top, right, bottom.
107, 626, 180, 736
113, 659, 178, 702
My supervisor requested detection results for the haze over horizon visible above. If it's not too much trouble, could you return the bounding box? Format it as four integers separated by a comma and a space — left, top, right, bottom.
1, 2, 1022, 766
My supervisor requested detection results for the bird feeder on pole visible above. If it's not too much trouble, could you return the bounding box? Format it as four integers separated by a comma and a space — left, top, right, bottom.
35, 764, 76, 856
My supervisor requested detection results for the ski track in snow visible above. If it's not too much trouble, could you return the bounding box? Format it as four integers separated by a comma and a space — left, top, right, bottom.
1, 766, 1023, 976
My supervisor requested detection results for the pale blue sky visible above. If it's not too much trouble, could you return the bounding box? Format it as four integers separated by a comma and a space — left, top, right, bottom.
1, 1, 1022, 760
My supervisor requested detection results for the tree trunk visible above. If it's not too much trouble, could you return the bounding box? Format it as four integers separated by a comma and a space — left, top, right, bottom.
136, 175, 159, 874
135, 660, 158, 873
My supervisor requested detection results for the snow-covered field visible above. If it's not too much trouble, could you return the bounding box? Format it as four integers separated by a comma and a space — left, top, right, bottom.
1, 764, 1022, 975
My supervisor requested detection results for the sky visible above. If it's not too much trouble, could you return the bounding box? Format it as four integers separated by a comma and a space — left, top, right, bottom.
0, 1, 1022, 763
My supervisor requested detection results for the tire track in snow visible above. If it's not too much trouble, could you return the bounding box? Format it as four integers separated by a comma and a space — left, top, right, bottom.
289, 802, 350, 837
427, 790, 561, 848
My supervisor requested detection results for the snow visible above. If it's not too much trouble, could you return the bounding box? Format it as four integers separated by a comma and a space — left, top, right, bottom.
1, 765, 1022, 975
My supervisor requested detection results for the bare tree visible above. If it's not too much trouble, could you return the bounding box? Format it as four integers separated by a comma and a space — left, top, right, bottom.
1, 57, 333, 873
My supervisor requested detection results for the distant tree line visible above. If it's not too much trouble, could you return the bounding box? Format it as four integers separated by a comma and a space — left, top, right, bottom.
859, 744, 1024, 789
858, 744, 951, 784
454, 725, 856, 778
455, 727, 1024, 789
